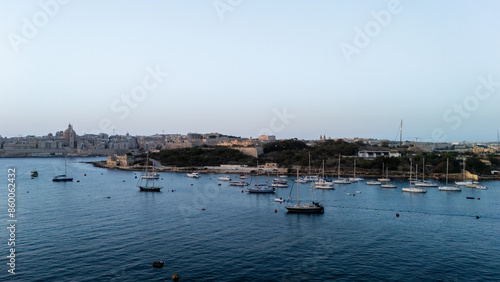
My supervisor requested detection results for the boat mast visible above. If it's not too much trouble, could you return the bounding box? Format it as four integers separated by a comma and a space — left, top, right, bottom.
338, 154, 341, 179
414, 163, 418, 182
463, 156, 466, 181
308, 153, 311, 176
422, 158, 425, 182
445, 158, 449, 186
409, 161, 413, 187
400, 120, 403, 147
322, 159, 325, 179
296, 169, 300, 205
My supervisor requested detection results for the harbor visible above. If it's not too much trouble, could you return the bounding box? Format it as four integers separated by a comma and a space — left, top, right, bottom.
1, 157, 499, 281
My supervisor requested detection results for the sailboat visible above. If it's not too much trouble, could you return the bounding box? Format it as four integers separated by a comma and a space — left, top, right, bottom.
332, 154, 351, 184
302, 153, 319, 182
415, 158, 438, 187
137, 153, 163, 192
378, 163, 390, 182
142, 158, 160, 179
402, 161, 426, 193
455, 157, 473, 186
52, 157, 73, 182
439, 158, 461, 191
286, 170, 324, 213
348, 159, 364, 182
247, 168, 275, 193
315, 160, 334, 189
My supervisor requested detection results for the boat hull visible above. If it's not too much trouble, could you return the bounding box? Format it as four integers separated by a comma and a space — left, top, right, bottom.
438, 186, 461, 191
230, 181, 249, 186
139, 186, 162, 192
52, 178, 73, 182
286, 204, 324, 214
402, 187, 427, 193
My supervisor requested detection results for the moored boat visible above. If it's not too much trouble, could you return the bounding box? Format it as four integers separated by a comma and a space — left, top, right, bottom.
138, 153, 163, 192
230, 181, 249, 186
286, 170, 324, 214
439, 158, 462, 192
402, 161, 426, 193
187, 172, 200, 178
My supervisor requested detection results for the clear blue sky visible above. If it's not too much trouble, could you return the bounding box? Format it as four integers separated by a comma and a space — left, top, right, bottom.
1, 0, 500, 142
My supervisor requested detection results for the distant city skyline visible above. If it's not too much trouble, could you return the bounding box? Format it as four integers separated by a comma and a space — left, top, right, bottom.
1, 1, 500, 142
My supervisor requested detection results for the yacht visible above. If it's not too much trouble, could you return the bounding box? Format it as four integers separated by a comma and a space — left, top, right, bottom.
187, 172, 200, 178
402, 162, 426, 193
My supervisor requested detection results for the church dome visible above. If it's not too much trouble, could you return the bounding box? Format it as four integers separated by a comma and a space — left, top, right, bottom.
62, 124, 77, 140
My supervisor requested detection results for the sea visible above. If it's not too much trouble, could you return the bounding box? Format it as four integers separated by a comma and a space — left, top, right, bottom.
1, 157, 499, 281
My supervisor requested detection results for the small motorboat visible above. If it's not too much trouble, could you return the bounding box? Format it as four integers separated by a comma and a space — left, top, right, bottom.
274, 197, 284, 203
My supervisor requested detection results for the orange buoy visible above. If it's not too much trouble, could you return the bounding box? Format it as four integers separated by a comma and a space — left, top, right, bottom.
477, 198, 480, 200
201, 208, 205, 211
84, 174, 86, 176
172, 273, 180, 281
274, 209, 277, 213
241, 190, 244, 193
396, 213, 400, 217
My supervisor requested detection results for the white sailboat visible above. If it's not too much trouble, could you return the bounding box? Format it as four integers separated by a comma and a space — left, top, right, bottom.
286, 170, 324, 213
402, 161, 426, 193
348, 159, 364, 182
303, 153, 319, 182
439, 158, 461, 191
332, 154, 351, 184
315, 160, 334, 189
142, 158, 159, 179
455, 157, 473, 186
378, 163, 390, 182
415, 158, 438, 187
187, 172, 200, 178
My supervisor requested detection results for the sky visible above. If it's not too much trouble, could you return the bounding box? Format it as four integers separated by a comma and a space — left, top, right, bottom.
1, 0, 500, 142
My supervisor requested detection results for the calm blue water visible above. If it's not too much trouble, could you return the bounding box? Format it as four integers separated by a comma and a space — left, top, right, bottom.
1, 158, 499, 281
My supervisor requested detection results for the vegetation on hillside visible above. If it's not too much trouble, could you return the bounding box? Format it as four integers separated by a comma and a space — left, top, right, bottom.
143, 139, 498, 175
149, 146, 255, 167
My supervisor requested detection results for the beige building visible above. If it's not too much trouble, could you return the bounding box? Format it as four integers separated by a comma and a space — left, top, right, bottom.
106, 154, 134, 167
